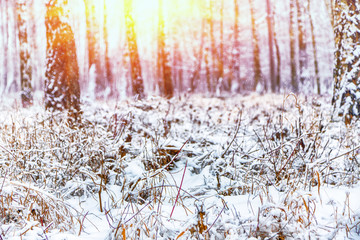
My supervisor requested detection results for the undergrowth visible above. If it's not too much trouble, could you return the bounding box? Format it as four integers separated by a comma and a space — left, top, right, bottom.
0, 94, 359, 239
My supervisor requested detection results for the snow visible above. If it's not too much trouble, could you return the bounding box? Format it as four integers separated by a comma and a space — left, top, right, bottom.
0, 93, 360, 239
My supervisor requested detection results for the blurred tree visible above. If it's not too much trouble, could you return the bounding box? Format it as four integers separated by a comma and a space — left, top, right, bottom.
157, 0, 173, 98
16, 0, 33, 107
324, 0, 334, 28
231, 0, 241, 92
296, 0, 307, 86
124, 0, 144, 98
103, 0, 113, 97
0, 0, 9, 93
44, 0, 81, 122
249, 0, 263, 91
273, 8, 281, 92
189, 17, 205, 93
1, 0, 18, 94
266, 0, 276, 92
172, 38, 183, 93
308, 0, 321, 94
84, 0, 106, 97
207, 0, 216, 93
332, 0, 360, 125
289, 0, 298, 92
217, 0, 225, 93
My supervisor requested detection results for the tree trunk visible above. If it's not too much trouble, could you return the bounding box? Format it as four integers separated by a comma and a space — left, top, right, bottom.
157, 0, 173, 98
45, 0, 81, 123
85, 0, 105, 97
208, 0, 216, 93
0, 0, 9, 94
332, 0, 360, 125
172, 40, 183, 93
189, 17, 205, 92
16, 0, 33, 107
217, 0, 225, 94
296, 0, 307, 85
308, 0, 321, 94
249, 0, 263, 91
324, 0, 334, 28
103, 0, 113, 97
273, 4, 281, 91
124, 0, 145, 98
266, 0, 276, 92
289, 0, 298, 92
232, 0, 241, 92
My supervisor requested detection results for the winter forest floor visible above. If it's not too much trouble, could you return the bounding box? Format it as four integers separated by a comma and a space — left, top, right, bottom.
0, 93, 360, 239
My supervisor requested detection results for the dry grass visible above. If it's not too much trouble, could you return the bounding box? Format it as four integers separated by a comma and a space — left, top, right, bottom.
0, 93, 359, 239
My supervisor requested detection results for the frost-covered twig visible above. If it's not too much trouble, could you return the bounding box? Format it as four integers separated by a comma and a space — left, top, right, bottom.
328, 144, 360, 162
205, 205, 225, 234
221, 111, 242, 158
170, 159, 188, 218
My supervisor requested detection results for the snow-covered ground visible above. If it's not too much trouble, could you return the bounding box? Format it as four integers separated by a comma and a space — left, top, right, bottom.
0, 93, 359, 239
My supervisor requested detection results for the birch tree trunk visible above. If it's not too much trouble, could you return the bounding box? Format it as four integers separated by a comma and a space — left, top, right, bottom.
296, 0, 307, 86
332, 0, 360, 124
16, 0, 33, 107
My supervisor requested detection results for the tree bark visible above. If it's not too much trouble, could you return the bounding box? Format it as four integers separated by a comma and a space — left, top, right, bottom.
16, 0, 33, 107
45, 0, 81, 123
332, 0, 360, 124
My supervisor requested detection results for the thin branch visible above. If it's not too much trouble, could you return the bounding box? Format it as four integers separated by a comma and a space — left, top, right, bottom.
170, 159, 188, 218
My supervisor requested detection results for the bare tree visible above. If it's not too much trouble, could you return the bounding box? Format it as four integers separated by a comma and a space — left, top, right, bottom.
208, 0, 217, 93
289, 0, 298, 92
157, 0, 173, 98
103, 0, 113, 96
124, 0, 144, 98
273, 5, 281, 91
217, 0, 225, 93
308, 0, 321, 94
266, 0, 276, 92
84, 0, 106, 97
231, 0, 241, 92
296, 0, 307, 85
16, 0, 33, 107
0, 0, 9, 93
189, 17, 206, 92
45, 0, 81, 123
249, 0, 263, 91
